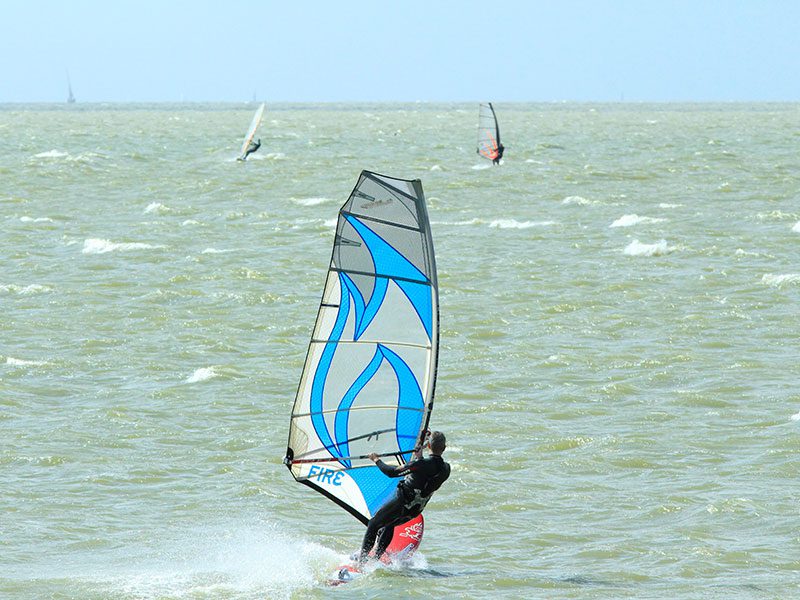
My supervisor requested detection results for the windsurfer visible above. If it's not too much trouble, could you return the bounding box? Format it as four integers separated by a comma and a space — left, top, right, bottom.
493, 142, 505, 165
357, 430, 450, 566
242, 138, 261, 160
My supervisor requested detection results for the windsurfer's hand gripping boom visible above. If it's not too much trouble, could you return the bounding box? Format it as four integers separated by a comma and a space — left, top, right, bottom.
366, 430, 430, 464
414, 429, 432, 459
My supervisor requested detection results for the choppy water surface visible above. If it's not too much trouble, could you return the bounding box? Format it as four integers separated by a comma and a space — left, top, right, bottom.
2, 103, 799, 599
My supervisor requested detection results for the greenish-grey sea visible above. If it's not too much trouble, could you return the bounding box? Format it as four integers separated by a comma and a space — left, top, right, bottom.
2, 103, 799, 599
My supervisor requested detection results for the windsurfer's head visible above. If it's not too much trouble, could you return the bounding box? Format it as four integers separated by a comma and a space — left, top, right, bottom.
429, 431, 446, 454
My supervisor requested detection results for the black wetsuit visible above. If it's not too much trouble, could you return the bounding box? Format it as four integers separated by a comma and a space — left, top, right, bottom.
242, 138, 261, 160
493, 143, 505, 165
359, 454, 450, 562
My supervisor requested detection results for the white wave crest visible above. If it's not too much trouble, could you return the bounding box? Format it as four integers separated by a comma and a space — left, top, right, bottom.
757, 210, 796, 222
182, 220, 200, 226
323, 218, 337, 228
490, 219, 555, 229
623, 239, 673, 257
20, 216, 54, 223
82, 239, 163, 254
659, 203, 682, 209
561, 196, 594, 205
144, 202, 170, 214
792, 221, 800, 233
471, 163, 492, 170
791, 411, 800, 422
610, 214, 666, 228
292, 197, 333, 207
201, 248, 234, 254
761, 273, 800, 287
6, 357, 48, 366
429, 164, 443, 171
0, 283, 51, 295
34, 149, 68, 158
735, 248, 760, 257
431, 218, 482, 226
185, 367, 218, 383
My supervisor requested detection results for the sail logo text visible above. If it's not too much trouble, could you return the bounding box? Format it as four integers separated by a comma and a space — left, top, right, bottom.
308, 465, 344, 486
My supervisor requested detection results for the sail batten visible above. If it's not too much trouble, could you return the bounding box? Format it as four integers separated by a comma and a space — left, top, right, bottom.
285, 170, 438, 524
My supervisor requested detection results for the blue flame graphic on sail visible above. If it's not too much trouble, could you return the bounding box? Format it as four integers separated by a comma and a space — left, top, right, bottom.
309, 214, 431, 485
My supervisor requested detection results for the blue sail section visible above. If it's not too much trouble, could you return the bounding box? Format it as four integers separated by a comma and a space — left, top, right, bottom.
344, 214, 432, 339
380, 345, 425, 454
309, 273, 351, 462
340, 271, 389, 342
349, 465, 401, 515
336, 341, 424, 515
395, 280, 433, 340
333, 346, 385, 467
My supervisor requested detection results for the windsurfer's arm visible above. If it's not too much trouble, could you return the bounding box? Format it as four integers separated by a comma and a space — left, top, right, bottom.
412, 429, 431, 460
368, 452, 417, 478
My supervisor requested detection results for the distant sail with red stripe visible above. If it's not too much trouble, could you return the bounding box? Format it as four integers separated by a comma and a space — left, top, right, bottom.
477, 102, 502, 161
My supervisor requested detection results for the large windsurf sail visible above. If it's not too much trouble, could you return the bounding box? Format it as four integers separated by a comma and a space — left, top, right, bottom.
477, 102, 502, 161
239, 102, 265, 159
285, 170, 439, 525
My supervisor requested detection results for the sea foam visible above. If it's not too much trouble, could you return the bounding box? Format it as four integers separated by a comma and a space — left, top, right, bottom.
34, 149, 68, 158
20, 216, 54, 223
6, 357, 48, 366
792, 221, 800, 233
561, 196, 594, 206
98, 523, 340, 600
610, 214, 666, 228
0, 284, 51, 295
489, 219, 556, 229
82, 239, 162, 254
185, 367, 218, 383
761, 273, 800, 287
292, 197, 333, 207
431, 218, 481, 227
624, 239, 672, 257
144, 202, 170, 214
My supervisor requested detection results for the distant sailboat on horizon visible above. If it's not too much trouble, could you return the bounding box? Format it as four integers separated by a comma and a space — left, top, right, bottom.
66, 71, 76, 104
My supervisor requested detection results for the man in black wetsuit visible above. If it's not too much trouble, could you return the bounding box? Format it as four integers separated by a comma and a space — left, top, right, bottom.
357, 430, 450, 566
493, 142, 505, 165
242, 138, 261, 160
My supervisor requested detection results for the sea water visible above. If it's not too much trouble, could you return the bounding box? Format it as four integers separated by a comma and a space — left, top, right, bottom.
1, 103, 799, 599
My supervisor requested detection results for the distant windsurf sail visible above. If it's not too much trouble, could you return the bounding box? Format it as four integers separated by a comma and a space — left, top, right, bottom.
285, 170, 439, 524
66, 71, 76, 104
239, 102, 265, 159
477, 102, 501, 161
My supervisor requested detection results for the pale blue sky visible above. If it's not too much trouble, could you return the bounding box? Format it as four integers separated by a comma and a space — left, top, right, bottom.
2, 0, 799, 102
